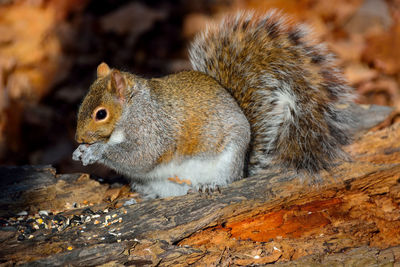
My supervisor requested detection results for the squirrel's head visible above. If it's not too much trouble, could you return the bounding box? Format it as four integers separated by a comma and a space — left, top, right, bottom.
75, 62, 128, 144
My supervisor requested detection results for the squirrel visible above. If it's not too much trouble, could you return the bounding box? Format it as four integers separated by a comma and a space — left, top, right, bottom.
72, 11, 353, 199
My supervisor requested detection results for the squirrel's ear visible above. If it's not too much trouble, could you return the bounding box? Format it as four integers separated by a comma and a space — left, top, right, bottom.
97, 62, 111, 78
110, 70, 127, 101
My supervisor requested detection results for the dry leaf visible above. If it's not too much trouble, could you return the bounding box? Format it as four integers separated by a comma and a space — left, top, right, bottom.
168, 176, 192, 186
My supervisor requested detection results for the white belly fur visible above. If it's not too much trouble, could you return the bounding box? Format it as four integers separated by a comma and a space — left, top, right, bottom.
135, 145, 237, 198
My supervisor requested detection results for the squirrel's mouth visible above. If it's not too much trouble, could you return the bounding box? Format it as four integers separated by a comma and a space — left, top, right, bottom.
80, 139, 107, 146
76, 131, 109, 145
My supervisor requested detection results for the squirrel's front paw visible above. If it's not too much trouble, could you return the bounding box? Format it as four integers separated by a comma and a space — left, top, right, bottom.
72, 143, 104, 166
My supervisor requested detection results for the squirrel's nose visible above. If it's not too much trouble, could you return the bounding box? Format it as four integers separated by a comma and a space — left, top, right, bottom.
75, 131, 87, 144
75, 130, 95, 144
75, 133, 83, 144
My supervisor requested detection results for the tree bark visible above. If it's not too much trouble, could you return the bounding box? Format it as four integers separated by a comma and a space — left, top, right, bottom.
1, 104, 400, 266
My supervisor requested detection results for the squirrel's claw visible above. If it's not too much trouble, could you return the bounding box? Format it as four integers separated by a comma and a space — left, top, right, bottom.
197, 184, 221, 196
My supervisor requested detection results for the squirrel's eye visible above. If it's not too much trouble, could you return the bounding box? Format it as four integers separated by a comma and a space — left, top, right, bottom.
95, 108, 107, 121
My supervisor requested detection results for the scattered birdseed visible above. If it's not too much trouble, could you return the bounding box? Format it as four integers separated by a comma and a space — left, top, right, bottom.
83, 208, 95, 215
1, 201, 128, 244
67, 246, 73, 250
84, 216, 91, 223
71, 215, 82, 225
38, 210, 49, 217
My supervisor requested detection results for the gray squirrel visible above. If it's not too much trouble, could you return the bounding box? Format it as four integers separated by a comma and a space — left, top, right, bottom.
72, 11, 353, 198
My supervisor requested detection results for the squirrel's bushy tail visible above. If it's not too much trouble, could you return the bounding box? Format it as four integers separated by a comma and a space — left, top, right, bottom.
189, 11, 354, 176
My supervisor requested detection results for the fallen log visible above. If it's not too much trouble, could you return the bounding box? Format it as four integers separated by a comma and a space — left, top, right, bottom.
1, 104, 400, 266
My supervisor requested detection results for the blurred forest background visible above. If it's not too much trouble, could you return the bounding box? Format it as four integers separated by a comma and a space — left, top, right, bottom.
0, 0, 399, 178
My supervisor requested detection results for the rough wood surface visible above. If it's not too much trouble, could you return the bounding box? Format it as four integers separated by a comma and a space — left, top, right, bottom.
0, 166, 109, 218
1, 104, 400, 266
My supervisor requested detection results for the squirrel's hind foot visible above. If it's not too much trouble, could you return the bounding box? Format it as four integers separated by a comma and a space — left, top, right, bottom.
196, 184, 222, 197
